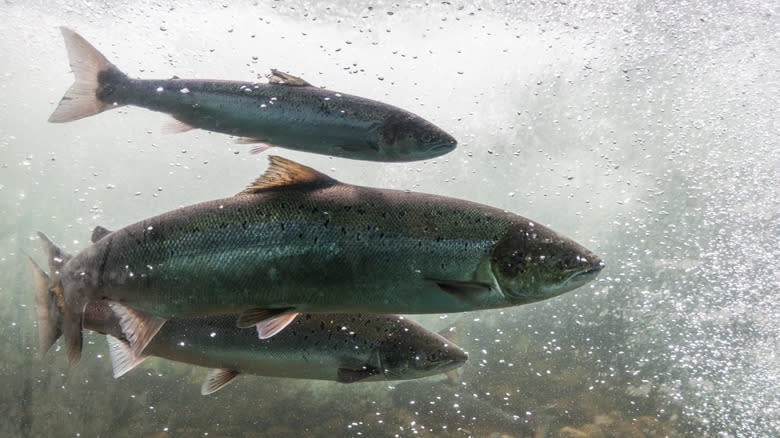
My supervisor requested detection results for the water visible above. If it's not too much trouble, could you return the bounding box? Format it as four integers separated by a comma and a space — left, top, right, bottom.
1, 1, 777, 436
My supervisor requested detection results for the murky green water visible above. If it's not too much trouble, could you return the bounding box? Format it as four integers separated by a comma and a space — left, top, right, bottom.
1, 1, 777, 436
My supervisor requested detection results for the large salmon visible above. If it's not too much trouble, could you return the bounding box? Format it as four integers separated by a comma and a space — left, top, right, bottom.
31, 156, 603, 365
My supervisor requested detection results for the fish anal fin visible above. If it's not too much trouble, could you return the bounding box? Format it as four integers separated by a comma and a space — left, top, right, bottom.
268, 69, 311, 86
106, 335, 149, 378
239, 156, 338, 195
91, 225, 113, 243
428, 279, 492, 303
107, 302, 166, 358
337, 365, 380, 384
201, 368, 241, 395
255, 312, 299, 339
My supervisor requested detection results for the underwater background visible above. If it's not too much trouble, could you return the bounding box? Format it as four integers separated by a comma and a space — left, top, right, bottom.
1, 1, 777, 436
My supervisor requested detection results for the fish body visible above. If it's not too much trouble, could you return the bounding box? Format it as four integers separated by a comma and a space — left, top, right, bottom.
49, 27, 456, 162
35, 156, 603, 365
28, 270, 467, 393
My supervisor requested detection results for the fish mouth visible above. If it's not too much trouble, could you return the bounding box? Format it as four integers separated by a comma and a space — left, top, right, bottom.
430, 137, 457, 152
571, 259, 605, 282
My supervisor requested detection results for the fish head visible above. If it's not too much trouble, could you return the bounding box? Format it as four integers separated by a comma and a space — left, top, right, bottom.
377, 320, 468, 380
378, 114, 457, 161
490, 221, 604, 304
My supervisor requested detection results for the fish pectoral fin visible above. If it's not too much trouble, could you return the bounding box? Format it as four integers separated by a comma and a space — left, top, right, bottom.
201, 368, 240, 395
237, 307, 296, 328
428, 279, 492, 302
335, 142, 380, 153
106, 335, 149, 378
239, 156, 339, 195
255, 312, 300, 339
337, 365, 381, 384
107, 302, 166, 358
268, 69, 312, 86
91, 225, 113, 243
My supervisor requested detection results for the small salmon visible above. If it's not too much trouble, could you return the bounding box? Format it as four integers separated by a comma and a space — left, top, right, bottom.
31, 156, 603, 366
48, 27, 457, 162
28, 270, 466, 392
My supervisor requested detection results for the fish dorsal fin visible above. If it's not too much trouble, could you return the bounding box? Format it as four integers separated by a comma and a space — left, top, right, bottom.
91, 225, 113, 243
268, 69, 311, 86
106, 335, 149, 378
201, 368, 241, 395
239, 156, 338, 195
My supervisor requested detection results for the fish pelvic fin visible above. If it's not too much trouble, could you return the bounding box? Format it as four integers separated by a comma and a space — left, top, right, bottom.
236, 307, 297, 328
239, 156, 339, 195
25, 254, 64, 358
107, 302, 166, 359
106, 335, 149, 378
201, 368, 240, 395
162, 117, 197, 134
49, 27, 128, 123
255, 312, 299, 339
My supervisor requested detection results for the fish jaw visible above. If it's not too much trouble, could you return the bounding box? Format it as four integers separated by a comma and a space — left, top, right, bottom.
490, 221, 604, 304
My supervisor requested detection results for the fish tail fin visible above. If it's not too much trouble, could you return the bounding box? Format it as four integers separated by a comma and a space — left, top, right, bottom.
25, 254, 64, 358
36, 231, 84, 366
48, 27, 128, 123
